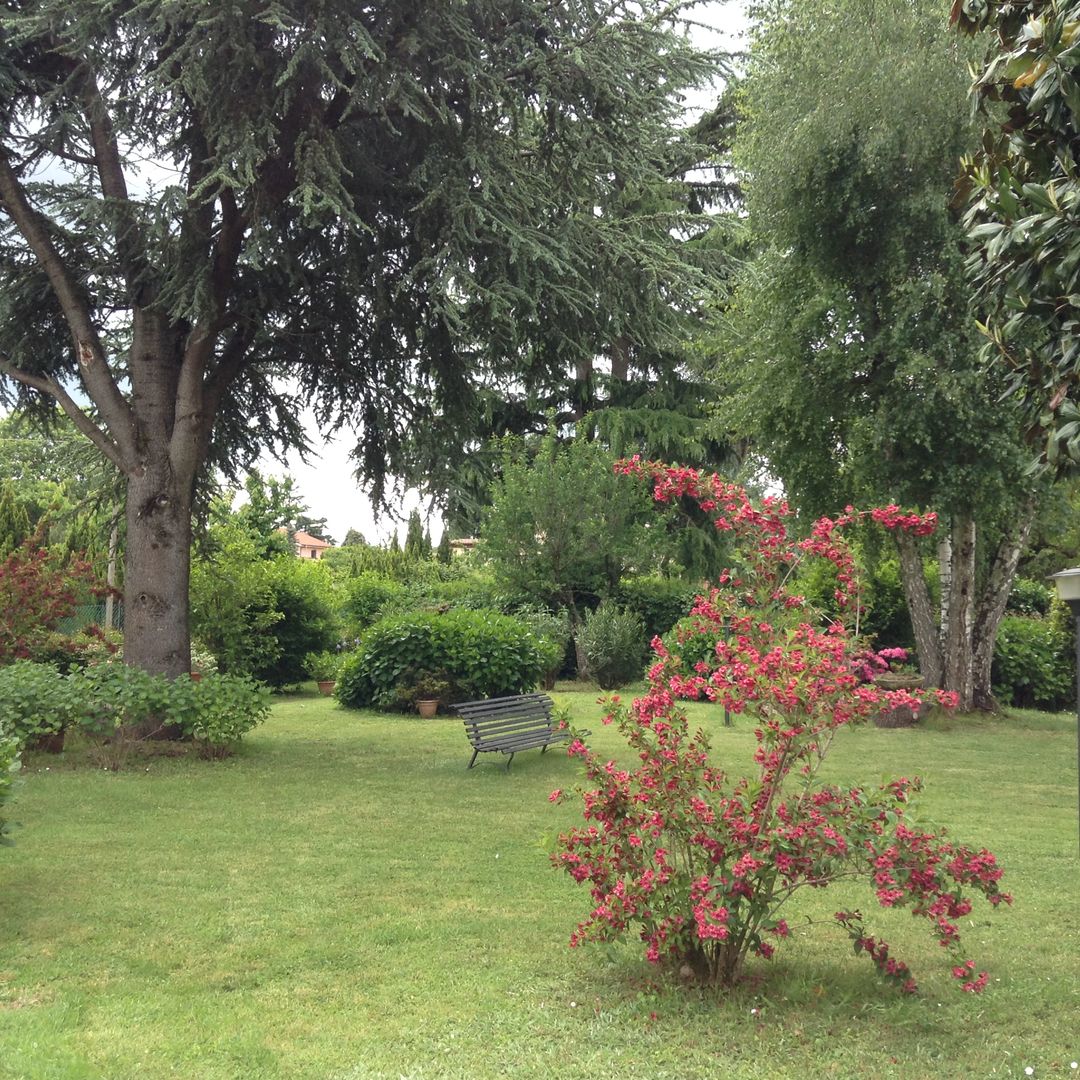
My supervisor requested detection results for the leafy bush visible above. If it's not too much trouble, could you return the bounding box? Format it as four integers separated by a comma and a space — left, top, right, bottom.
79, 665, 268, 754
1005, 577, 1054, 617
190, 523, 283, 677
336, 609, 546, 711
660, 611, 726, 689
0, 725, 18, 846
342, 572, 409, 632
513, 605, 571, 684
192, 525, 338, 687
254, 558, 338, 687
79, 662, 188, 738
614, 576, 697, 641
0, 661, 91, 746
992, 613, 1073, 710
185, 674, 271, 757
578, 603, 646, 689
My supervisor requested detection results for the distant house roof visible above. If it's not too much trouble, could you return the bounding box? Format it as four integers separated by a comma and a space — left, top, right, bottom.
293, 530, 331, 550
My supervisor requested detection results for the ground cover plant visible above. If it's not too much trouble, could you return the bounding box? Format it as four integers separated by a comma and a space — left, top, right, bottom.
0, 691, 1075, 1078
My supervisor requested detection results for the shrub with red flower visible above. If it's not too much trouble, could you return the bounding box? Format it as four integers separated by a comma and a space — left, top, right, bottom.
551, 463, 1009, 991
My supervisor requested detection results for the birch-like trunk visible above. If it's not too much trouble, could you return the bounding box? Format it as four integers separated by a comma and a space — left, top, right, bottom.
942, 514, 977, 711
971, 496, 1039, 710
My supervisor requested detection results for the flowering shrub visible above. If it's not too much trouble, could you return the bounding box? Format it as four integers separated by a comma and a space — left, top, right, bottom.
551, 462, 1010, 992
851, 646, 912, 683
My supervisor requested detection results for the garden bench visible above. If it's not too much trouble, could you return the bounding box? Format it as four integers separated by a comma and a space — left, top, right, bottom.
453, 692, 577, 770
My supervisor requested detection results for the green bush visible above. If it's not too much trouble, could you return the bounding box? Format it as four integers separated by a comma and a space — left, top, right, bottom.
185, 674, 271, 757
1005, 577, 1054, 617
992, 613, 1073, 710
79, 662, 189, 738
512, 605, 571, 684
578, 603, 647, 690
342, 572, 409, 633
254, 558, 338, 687
614, 576, 697, 642
0, 725, 18, 846
335, 609, 547, 711
80, 665, 268, 753
0, 660, 268, 758
0, 661, 91, 746
660, 612, 726, 677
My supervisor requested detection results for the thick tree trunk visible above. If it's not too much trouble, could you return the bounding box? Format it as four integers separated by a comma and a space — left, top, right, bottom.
122, 459, 193, 681
895, 529, 942, 687
971, 496, 1038, 711
120, 315, 206, 711
943, 514, 977, 711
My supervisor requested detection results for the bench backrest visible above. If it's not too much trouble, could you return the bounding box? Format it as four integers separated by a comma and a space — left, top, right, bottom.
453, 693, 555, 746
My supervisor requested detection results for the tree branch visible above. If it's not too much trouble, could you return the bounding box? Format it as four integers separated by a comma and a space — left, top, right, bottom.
0, 353, 126, 471
0, 147, 136, 462
72, 60, 150, 296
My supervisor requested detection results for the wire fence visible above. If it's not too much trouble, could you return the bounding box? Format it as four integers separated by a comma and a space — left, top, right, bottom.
56, 601, 124, 634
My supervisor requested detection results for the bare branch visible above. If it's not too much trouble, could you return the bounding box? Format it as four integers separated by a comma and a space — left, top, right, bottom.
0, 353, 127, 472
0, 147, 136, 461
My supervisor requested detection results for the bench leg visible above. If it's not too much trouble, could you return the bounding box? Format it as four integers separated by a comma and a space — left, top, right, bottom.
505, 752, 514, 771
467, 749, 479, 770
541, 744, 548, 755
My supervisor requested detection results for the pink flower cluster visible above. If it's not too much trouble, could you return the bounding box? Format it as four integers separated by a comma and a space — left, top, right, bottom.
552, 464, 1011, 993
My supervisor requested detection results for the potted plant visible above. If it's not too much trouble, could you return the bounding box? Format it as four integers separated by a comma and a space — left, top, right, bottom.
410, 672, 451, 718
305, 651, 342, 695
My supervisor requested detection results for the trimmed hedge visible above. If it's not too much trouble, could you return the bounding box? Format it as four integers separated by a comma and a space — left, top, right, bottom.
335, 609, 547, 711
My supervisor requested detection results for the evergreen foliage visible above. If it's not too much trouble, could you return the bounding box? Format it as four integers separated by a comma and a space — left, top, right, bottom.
0, 0, 725, 676
955, 0, 1080, 469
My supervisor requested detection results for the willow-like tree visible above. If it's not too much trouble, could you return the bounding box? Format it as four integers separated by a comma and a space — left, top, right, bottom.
720, 0, 1037, 709
0, 1, 721, 677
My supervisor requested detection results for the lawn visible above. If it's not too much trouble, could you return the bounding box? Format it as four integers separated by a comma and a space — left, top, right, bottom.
0, 690, 1077, 1080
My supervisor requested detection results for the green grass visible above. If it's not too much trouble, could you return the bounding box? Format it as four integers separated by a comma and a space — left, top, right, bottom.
0, 689, 1077, 1080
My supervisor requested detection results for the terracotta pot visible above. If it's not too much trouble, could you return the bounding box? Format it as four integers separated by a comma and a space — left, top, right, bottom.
416, 698, 439, 719
190, 671, 202, 683
317, 680, 336, 696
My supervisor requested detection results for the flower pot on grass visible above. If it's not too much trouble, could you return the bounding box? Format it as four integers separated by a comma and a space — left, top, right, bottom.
317, 679, 336, 696
416, 698, 439, 719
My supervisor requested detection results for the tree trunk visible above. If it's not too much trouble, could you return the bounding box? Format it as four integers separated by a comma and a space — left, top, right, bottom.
938, 528, 952, 644
895, 529, 942, 687
119, 315, 206, 732
104, 519, 119, 630
122, 458, 193, 682
942, 514, 977, 711
971, 495, 1038, 710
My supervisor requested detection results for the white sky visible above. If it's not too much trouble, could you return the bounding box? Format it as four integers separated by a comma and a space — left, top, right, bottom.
267, 1, 748, 545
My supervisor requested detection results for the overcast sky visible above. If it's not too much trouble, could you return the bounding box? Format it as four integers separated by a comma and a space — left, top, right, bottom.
271, 0, 748, 546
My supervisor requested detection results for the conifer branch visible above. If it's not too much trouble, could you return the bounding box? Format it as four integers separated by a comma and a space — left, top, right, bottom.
0, 353, 126, 471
